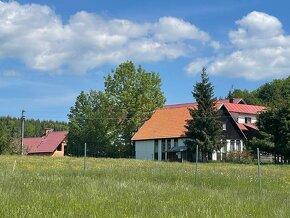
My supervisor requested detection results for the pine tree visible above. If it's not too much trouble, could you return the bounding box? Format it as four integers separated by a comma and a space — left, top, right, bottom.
185, 67, 223, 161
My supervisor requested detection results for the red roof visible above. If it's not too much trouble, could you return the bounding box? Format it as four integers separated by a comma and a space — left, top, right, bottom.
132, 101, 265, 141
244, 123, 259, 130
24, 131, 68, 154
223, 103, 265, 115
218, 98, 245, 104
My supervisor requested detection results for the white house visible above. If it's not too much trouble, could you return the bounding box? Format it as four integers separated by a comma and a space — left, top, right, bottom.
132, 99, 265, 162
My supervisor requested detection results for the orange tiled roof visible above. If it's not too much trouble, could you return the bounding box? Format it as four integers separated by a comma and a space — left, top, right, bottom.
132, 101, 264, 141
132, 103, 196, 141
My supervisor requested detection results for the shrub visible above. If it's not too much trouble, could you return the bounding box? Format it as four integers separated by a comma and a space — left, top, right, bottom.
225, 151, 254, 163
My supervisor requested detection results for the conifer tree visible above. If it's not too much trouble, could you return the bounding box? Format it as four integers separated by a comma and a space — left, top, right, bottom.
185, 67, 223, 161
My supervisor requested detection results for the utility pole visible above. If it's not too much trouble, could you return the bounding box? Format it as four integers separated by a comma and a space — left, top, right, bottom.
20, 110, 25, 155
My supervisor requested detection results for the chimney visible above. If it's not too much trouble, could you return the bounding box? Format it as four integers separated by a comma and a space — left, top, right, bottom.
44, 128, 54, 136
229, 97, 234, 103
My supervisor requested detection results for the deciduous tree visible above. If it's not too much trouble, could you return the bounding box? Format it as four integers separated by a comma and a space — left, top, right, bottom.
104, 61, 166, 157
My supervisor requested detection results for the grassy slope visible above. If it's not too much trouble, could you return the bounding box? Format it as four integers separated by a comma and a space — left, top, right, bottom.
0, 156, 289, 218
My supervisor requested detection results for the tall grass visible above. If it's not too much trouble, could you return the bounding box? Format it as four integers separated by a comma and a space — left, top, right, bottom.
0, 156, 289, 217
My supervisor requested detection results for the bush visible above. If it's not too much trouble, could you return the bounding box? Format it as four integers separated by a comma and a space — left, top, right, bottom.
225, 151, 254, 164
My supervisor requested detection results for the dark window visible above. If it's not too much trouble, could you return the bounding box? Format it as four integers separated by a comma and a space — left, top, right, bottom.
161, 139, 166, 152
174, 139, 178, 147
56, 144, 62, 151
166, 139, 171, 150
245, 117, 252, 124
154, 140, 158, 152
162, 153, 165, 160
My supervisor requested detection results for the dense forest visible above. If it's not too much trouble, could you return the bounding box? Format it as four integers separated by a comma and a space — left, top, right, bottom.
0, 117, 68, 154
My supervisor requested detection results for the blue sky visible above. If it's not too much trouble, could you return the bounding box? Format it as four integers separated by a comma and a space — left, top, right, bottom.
0, 0, 289, 121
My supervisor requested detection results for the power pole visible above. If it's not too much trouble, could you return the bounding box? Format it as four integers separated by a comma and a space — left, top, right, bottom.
20, 110, 25, 155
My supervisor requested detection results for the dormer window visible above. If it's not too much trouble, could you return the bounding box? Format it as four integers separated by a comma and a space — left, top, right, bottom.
245, 117, 252, 124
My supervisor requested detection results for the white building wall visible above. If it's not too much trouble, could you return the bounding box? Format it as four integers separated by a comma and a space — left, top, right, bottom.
135, 140, 154, 160
237, 114, 257, 124
135, 138, 245, 161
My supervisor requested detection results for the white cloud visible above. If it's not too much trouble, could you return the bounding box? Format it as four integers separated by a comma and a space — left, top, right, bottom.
187, 11, 290, 80
0, 1, 217, 74
185, 58, 210, 75
0, 70, 21, 77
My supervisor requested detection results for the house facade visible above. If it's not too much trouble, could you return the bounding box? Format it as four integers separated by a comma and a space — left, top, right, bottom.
23, 129, 68, 156
132, 99, 265, 162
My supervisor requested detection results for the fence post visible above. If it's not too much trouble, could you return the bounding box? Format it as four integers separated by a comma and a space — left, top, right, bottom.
12, 160, 17, 173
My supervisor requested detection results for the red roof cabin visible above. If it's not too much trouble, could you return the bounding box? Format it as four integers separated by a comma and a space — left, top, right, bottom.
23, 129, 68, 157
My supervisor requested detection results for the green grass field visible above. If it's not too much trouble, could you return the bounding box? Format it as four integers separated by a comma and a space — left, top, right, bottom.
0, 156, 289, 217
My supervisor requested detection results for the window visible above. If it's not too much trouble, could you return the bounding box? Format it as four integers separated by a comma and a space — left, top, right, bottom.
154, 140, 158, 152
174, 139, 178, 147
236, 140, 241, 152
222, 123, 227, 130
56, 144, 62, 151
161, 139, 166, 152
230, 140, 235, 151
154, 140, 158, 160
245, 117, 252, 124
166, 139, 171, 151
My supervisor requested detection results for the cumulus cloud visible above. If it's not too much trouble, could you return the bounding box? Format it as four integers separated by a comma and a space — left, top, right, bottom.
0, 1, 217, 74
186, 11, 290, 80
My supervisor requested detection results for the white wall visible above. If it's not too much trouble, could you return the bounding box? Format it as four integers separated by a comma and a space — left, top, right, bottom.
135, 140, 154, 160
135, 138, 242, 161
221, 139, 244, 153
237, 115, 257, 124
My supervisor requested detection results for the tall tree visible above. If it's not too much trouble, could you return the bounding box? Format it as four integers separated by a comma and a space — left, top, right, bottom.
67, 91, 120, 157
250, 101, 290, 163
185, 67, 223, 161
104, 61, 166, 157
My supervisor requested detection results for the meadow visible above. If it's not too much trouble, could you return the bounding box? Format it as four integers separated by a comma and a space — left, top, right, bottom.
0, 156, 289, 218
